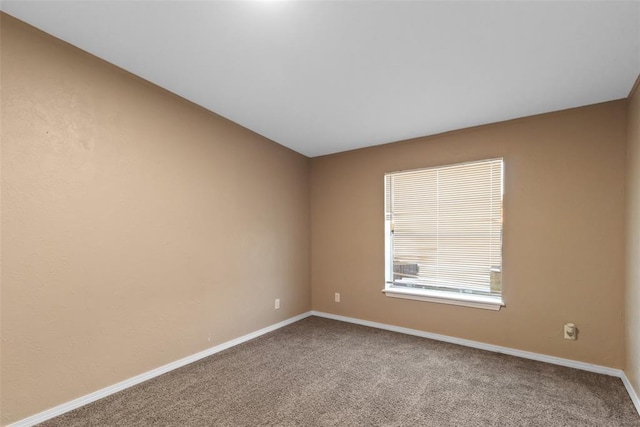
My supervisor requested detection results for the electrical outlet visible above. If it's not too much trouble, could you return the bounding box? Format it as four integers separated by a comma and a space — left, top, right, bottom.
564, 323, 577, 340
275, 298, 280, 310
334, 293, 340, 303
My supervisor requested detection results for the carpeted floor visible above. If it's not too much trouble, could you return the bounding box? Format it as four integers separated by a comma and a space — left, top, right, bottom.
41, 316, 639, 426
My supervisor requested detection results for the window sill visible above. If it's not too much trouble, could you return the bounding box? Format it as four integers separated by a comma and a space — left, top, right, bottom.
382, 287, 504, 311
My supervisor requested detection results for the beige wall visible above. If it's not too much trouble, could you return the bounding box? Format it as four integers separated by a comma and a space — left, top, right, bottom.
311, 100, 628, 368
626, 75, 640, 402
0, 14, 310, 425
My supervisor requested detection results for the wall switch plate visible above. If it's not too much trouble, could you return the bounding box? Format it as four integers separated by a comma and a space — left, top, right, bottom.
334, 293, 340, 303
275, 299, 280, 310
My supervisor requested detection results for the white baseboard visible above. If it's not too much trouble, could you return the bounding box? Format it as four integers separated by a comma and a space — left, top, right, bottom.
311, 311, 621, 376
312, 310, 640, 416
621, 372, 640, 416
8, 311, 313, 427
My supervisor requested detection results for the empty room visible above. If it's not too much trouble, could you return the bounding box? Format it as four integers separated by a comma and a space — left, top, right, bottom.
2, 1, 640, 426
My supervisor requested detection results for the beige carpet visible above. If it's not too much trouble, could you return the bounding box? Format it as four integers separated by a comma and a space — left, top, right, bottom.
40, 316, 639, 426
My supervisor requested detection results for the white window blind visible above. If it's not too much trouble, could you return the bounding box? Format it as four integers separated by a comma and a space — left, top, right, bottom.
384, 158, 503, 300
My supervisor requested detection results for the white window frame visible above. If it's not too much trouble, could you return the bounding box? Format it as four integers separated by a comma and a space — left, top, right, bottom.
383, 158, 505, 311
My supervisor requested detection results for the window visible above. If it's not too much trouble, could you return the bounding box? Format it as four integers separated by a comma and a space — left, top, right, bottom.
384, 158, 504, 310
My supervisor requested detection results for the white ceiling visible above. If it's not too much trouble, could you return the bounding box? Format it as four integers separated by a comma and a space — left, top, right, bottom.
2, 1, 640, 157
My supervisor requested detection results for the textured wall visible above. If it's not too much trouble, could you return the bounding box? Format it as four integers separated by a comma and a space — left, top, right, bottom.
311, 101, 628, 368
626, 75, 640, 402
0, 14, 310, 425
